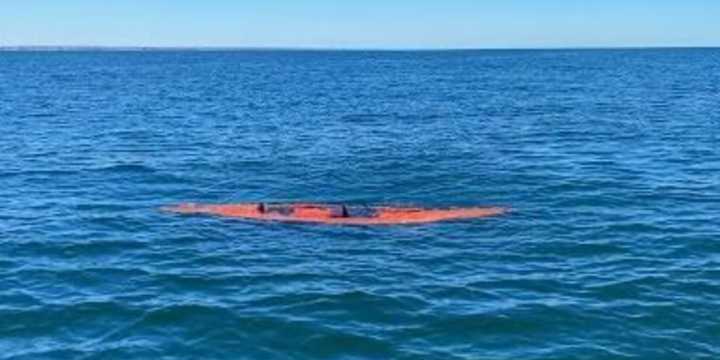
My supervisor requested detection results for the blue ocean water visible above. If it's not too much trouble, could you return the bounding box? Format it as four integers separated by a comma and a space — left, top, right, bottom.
1, 49, 719, 359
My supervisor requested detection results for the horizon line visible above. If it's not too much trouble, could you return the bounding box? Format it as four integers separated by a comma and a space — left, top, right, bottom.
1, 45, 719, 52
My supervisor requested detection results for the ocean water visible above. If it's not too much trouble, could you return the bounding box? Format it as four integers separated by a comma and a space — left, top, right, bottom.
1, 49, 719, 359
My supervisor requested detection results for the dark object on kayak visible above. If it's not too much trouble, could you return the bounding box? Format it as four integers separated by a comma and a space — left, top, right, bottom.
164, 202, 507, 225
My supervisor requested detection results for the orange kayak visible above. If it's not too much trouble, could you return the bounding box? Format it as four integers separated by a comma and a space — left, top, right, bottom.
163, 202, 507, 225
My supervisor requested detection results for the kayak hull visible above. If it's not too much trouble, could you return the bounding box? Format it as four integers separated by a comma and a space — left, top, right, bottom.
164, 203, 507, 225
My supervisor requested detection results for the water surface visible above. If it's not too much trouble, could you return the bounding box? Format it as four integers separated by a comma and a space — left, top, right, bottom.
1, 49, 719, 359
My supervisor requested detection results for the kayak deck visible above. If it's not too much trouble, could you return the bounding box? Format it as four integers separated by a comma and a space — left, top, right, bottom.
164, 203, 507, 225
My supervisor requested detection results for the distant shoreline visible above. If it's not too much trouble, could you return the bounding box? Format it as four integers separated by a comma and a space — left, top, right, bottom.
1, 45, 718, 52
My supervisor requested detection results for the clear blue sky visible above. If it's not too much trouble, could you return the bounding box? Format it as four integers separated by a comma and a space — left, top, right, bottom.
1, 0, 718, 48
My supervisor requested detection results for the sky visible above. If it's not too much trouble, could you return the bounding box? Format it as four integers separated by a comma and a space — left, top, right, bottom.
1, 0, 719, 49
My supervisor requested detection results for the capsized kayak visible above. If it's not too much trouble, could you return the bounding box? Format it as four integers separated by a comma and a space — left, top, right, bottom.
163, 202, 507, 225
